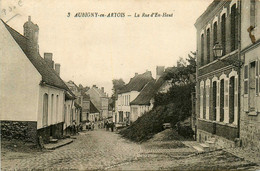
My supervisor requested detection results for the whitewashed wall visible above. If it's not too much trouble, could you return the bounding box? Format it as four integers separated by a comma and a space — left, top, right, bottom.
0, 20, 41, 122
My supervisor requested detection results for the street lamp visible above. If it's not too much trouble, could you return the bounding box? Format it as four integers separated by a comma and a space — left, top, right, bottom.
213, 42, 223, 58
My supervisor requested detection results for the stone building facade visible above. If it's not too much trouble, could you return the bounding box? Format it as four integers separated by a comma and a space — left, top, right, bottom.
239, 0, 260, 151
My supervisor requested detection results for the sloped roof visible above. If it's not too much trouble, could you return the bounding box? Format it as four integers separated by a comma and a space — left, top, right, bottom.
2, 20, 71, 92
90, 101, 99, 113
130, 76, 165, 105
93, 87, 107, 97
66, 80, 80, 91
119, 71, 154, 94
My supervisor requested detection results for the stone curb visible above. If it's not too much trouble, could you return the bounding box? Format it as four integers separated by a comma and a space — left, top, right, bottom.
45, 140, 74, 150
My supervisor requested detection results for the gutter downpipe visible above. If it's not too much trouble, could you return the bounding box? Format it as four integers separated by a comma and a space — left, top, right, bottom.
237, 0, 242, 142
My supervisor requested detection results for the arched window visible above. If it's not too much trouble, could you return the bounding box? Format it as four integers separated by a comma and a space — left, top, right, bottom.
221, 14, 226, 56
213, 80, 217, 121
56, 95, 59, 123
220, 79, 225, 122
51, 94, 54, 124
206, 79, 210, 120
231, 4, 238, 51
201, 34, 205, 66
206, 28, 210, 64
213, 22, 218, 60
229, 76, 235, 123
43, 93, 48, 126
200, 81, 204, 119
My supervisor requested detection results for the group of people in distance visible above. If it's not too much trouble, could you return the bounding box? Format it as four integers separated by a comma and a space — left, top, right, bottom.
85, 119, 115, 132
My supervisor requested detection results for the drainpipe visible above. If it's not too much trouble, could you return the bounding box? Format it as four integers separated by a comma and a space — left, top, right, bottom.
237, 0, 242, 141
195, 50, 199, 141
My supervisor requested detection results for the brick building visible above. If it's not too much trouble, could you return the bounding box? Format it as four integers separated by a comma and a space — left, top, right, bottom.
195, 0, 260, 151
195, 0, 240, 148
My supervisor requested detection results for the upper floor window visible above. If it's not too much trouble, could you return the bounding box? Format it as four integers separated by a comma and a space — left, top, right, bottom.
231, 4, 238, 51
206, 28, 211, 64
213, 22, 218, 44
250, 0, 256, 28
221, 14, 226, 56
201, 34, 205, 66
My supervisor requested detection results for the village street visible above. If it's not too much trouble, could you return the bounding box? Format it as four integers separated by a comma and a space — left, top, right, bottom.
1, 128, 259, 170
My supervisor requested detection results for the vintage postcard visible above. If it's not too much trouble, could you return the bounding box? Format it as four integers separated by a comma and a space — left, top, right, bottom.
1, 0, 260, 170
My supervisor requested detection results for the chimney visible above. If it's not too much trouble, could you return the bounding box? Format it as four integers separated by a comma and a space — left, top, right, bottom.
44, 53, 54, 68
135, 73, 138, 76
55, 63, 60, 76
93, 85, 97, 88
23, 16, 39, 53
101, 87, 104, 93
156, 66, 165, 80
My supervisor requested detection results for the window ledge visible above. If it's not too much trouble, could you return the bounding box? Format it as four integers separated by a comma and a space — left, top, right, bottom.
247, 111, 258, 116
215, 121, 237, 128
198, 118, 237, 128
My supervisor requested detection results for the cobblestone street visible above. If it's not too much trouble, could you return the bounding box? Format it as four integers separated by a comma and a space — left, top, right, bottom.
1, 129, 142, 170
1, 129, 259, 170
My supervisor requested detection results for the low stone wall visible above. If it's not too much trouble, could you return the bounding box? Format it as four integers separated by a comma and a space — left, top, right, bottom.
215, 123, 238, 141
37, 122, 64, 143
240, 120, 260, 152
1, 120, 37, 143
197, 119, 214, 134
37, 126, 51, 144
197, 129, 235, 148
51, 122, 64, 139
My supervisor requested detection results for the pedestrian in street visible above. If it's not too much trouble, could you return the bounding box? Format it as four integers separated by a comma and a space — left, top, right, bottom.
91, 122, 95, 131
105, 120, 109, 131
72, 120, 76, 135
111, 121, 115, 132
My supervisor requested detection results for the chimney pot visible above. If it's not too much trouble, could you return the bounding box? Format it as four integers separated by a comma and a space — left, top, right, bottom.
135, 73, 138, 76
101, 87, 104, 93
44, 53, 54, 68
55, 63, 61, 76
28, 16, 31, 22
156, 66, 165, 80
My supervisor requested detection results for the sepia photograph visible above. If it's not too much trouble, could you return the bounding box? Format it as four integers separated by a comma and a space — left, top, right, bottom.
0, 0, 260, 170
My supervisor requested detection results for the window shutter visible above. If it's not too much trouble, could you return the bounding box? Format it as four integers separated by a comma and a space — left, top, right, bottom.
216, 81, 220, 121
244, 65, 249, 112
256, 60, 259, 95
244, 65, 249, 94
250, 0, 256, 28
234, 76, 238, 125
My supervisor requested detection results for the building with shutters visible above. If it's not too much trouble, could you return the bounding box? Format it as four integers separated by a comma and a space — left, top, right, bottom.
130, 67, 171, 122
115, 71, 154, 124
240, 0, 260, 152
195, 0, 260, 151
195, 0, 240, 148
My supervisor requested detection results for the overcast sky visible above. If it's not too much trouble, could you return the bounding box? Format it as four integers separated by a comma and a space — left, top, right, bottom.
1, 0, 212, 95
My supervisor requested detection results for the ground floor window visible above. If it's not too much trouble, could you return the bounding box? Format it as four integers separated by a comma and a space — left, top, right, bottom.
119, 111, 123, 122
220, 79, 224, 122
43, 93, 48, 126
229, 76, 235, 123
